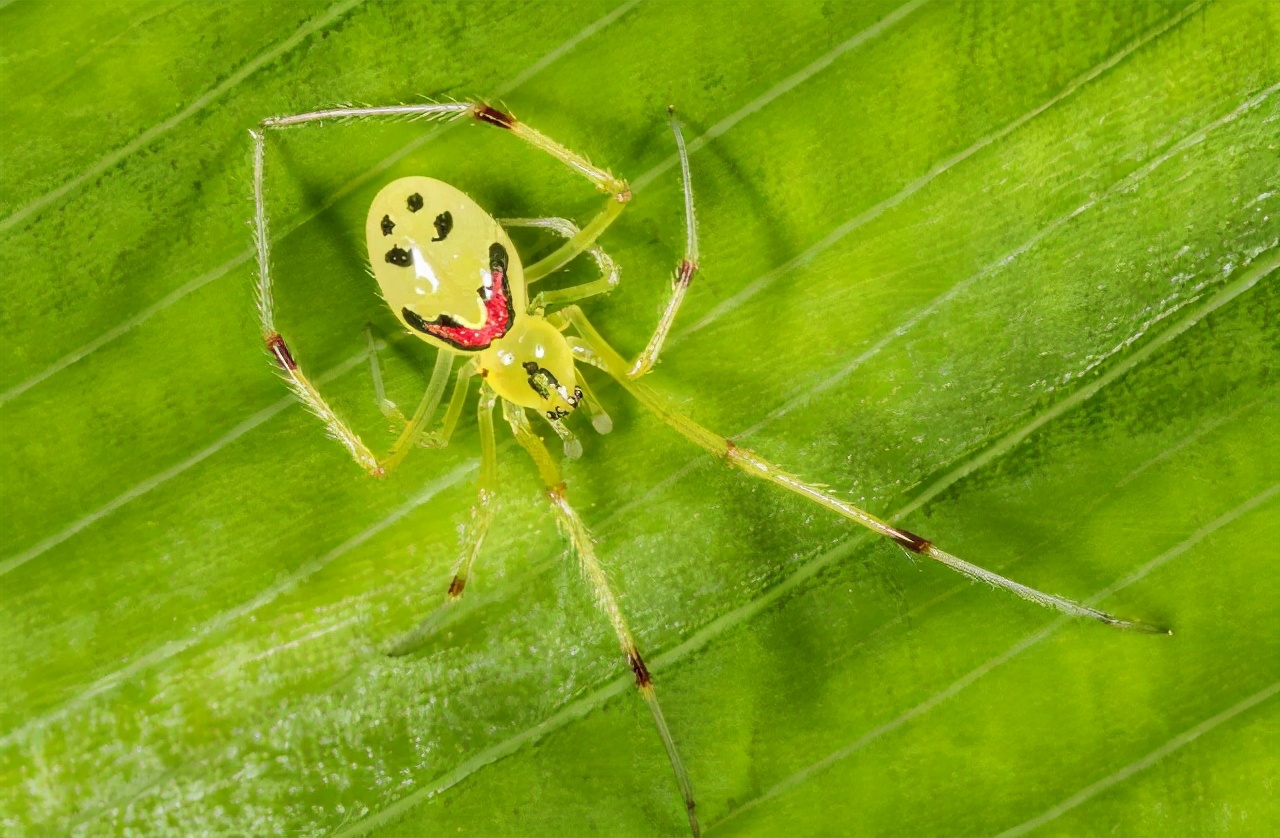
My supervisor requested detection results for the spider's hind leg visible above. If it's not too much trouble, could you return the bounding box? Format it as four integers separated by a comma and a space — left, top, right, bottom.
258, 100, 632, 284
365, 324, 406, 424
388, 385, 500, 657
504, 401, 700, 837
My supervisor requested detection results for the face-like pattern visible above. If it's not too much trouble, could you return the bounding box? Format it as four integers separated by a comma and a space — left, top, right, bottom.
365, 176, 526, 352
366, 176, 579, 420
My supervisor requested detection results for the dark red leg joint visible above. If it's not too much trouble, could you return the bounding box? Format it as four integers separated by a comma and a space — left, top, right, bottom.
628, 649, 652, 688
265, 332, 297, 371
676, 259, 698, 287
474, 104, 515, 130
889, 528, 932, 554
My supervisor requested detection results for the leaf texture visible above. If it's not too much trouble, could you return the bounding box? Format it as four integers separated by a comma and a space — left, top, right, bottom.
1, 0, 1277, 835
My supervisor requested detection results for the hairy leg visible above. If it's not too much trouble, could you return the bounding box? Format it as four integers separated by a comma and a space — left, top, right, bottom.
252, 130, 457, 475
504, 400, 700, 836
388, 385, 500, 657
257, 101, 630, 284
500, 216, 620, 308
629, 110, 700, 378
555, 304, 1167, 634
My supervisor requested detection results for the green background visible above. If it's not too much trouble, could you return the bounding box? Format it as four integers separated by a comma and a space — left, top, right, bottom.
1, 0, 1277, 835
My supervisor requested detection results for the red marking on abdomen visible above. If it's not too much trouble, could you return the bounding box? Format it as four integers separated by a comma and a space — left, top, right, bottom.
425, 268, 513, 349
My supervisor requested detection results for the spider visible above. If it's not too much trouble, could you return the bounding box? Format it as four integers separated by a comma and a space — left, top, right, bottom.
249, 101, 1166, 837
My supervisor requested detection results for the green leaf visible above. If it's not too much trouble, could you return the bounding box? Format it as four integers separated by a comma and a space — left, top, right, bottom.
2, 0, 1277, 835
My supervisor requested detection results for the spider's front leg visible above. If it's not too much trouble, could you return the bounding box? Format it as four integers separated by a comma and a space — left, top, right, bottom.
627, 109, 700, 379
258, 100, 632, 283
522, 111, 700, 377
482, 108, 632, 282
252, 131, 464, 475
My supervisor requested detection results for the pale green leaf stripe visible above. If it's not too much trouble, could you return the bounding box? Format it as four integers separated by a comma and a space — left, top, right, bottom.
630, 0, 935, 192
0, 349, 375, 578
996, 680, 1280, 838
742, 80, 1278, 436
900, 244, 1280, 521
0, 0, 368, 235
0, 461, 475, 748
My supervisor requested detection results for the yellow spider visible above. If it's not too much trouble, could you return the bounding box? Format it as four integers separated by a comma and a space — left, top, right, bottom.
250, 101, 1165, 837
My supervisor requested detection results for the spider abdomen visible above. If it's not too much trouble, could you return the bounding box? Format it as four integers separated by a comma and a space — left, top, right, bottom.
365, 176, 528, 352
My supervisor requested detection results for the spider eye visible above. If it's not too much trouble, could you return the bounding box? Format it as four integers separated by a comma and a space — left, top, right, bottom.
385, 246, 411, 267
380, 215, 395, 236
431, 210, 453, 242
407, 193, 424, 212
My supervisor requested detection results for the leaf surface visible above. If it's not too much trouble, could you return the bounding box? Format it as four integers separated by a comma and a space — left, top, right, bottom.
1, 0, 1277, 835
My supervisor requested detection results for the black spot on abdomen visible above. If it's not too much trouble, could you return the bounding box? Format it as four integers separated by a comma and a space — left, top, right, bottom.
490, 241, 508, 273
407, 193, 424, 212
380, 215, 395, 236
385, 246, 412, 267
404, 307, 461, 334
431, 211, 453, 242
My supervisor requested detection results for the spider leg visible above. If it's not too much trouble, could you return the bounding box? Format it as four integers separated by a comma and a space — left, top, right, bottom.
365, 324, 406, 423
503, 400, 699, 837
256, 101, 630, 283
541, 413, 584, 460
555, 305, 1169, 635
252, 130, 462, 475
500, 217, 620, 308
417, 357, 479, 449
388, 386, 500, 657
565, 338, 614, 433
628, 109, 700, 378
573, 373, 613, 434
